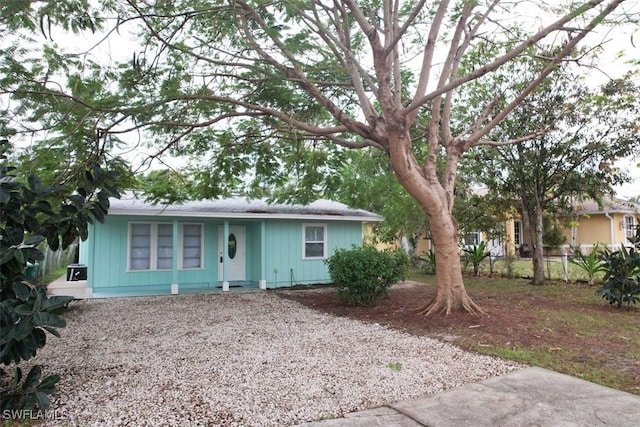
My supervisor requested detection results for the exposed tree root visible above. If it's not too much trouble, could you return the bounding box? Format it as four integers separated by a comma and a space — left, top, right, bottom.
417, 295, 485, 316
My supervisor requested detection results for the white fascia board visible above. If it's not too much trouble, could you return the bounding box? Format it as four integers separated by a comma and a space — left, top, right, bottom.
107, 209, 384, 222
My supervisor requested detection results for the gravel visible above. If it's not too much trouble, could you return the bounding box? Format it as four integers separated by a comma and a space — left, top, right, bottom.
32, 290, 522, 426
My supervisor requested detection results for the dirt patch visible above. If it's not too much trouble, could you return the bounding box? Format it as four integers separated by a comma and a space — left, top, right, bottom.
276, 279, 640, 395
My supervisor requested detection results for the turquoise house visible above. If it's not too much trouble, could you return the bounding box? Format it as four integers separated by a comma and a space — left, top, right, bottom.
79, 195, 383, 297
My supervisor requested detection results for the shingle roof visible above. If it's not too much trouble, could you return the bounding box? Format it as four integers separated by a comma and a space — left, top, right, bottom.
573, 197, 640, 216
107, 194, 384, 222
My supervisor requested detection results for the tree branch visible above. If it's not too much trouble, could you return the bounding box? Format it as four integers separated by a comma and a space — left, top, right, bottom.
463, 0, 625, 149
407, 0, 624, 114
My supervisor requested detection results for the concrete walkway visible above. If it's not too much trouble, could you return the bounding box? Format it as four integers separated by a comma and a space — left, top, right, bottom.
298, 367, 640, 427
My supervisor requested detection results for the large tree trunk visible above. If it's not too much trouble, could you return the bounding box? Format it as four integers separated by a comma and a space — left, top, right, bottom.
416, 203, 483, 316
387, 128, 481, 315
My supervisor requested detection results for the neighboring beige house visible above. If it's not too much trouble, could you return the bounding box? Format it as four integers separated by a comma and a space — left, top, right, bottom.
563, 197, 639, 253
366, 196, 639, 258
497, 197, 639, 257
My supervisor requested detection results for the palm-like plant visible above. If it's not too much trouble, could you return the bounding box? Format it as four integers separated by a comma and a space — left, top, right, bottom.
596, 226, 640, 308
419, 249, 436, 275
569, 244, 607, 285
462, 241, 491, 277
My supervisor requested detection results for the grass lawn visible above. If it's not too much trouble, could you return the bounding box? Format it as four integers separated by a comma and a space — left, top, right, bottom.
409, 268, 640, 394
459, 256, 604, 282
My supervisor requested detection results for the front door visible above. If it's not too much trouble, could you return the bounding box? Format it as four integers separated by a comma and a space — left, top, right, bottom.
218, 225, 246, 281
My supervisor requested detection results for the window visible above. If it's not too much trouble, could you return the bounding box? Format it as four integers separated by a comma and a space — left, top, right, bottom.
624, 216, 635, 241
303, 224, 327, 259
128, 222, 204, 271
129, 223, 173, 271
157, 224, 174, 269
513, 220, 522, 246
464, 231, 480, 246
181, 224, 203, 269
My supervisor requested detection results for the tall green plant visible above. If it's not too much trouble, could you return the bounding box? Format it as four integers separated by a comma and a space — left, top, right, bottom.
419, 249, 436, 275
595, 227, 640, 308
462, 241, 491, 277
570, 244, 607, 285
1, 139, 120, 411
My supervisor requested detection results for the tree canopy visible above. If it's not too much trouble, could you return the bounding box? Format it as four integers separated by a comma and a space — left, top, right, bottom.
2, 0, 638, 314
466, 46, 640, 284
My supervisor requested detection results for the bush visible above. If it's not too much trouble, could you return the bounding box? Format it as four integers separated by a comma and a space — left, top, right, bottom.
418, 249, 436, 275
462, 241, 491, 277
595, 226, 640, 308
1, 138, 120, 411
569, 244, 606, 285
325, 246, 408, 306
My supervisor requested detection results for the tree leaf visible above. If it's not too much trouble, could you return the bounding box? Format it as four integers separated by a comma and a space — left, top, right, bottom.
21, 365, 42, 391
24, 235, 46, 246
37, 374, 60, 393
14, 304, 34, 316
41, 295, 73, 311
0, 247, 17, 264
13, 317, 35, 341
33, 312, 66, 328
12, 281, 32, 300
4, 226, 24, 245
27, 175, 41, 191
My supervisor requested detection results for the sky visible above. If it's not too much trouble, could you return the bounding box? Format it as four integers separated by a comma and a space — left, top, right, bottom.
7, 2, 640, 200
588, 27, 640, 200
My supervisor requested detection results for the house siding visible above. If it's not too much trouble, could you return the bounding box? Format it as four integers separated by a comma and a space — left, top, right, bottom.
81, 215, 366, 295
83, 216, 219, 295
263, 220, 363, 287
566, 215, 612, 248
566, 212, 639, 251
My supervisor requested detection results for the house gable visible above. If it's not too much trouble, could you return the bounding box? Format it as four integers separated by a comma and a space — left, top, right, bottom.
565, 197, 639, 249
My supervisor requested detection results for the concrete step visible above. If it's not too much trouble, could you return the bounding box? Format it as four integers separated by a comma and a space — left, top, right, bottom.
47, 277, 92, 299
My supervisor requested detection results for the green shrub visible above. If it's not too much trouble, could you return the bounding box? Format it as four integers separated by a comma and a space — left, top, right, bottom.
325, 246, 408, 306
418, 249, 436, 275
1, 138, 119, 411
569, 244, 606, 285
462, 241, 491, 277
595, 226, 640, 308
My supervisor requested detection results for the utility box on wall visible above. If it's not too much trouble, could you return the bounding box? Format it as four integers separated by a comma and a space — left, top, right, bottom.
67, 264, 87, 281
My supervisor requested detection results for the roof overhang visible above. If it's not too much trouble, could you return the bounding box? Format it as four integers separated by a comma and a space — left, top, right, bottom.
106, 196, 385, 223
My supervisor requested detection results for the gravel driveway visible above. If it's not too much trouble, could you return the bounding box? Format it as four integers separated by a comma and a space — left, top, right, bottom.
36, 291, 522, 426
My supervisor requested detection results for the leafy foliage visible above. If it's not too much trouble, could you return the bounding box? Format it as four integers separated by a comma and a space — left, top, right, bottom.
462, 241, 491, 277
0, 136, 120, 411
419, 249, 436, 275
325, 246, 408, 307
467, 52, 640, 285
331, 151, 427, 253
0, 366, 59, 412
542, 216, 567, 250
569, 244, 607, 285
596, 227, 640, 308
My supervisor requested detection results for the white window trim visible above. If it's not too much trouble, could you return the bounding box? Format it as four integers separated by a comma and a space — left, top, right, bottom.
302, 223, 328, 260
464, 230, 481, 246
127, 222, 173, 272
179, 223, 204, 270
624, 216, 635, 240
513, 220, 522, 246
